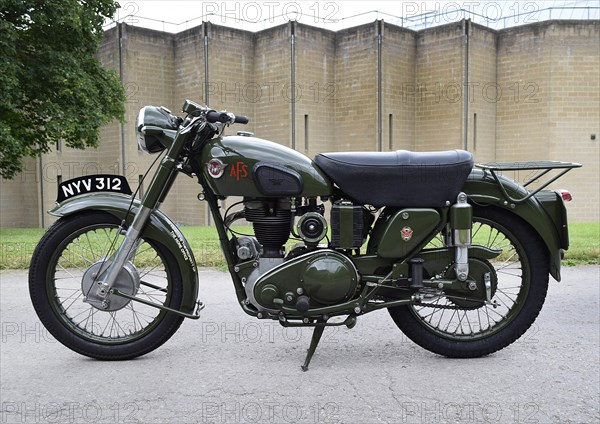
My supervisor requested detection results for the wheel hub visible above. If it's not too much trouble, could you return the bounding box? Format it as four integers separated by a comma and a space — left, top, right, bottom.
447, 258, 498, 309
81, 261, 140, 311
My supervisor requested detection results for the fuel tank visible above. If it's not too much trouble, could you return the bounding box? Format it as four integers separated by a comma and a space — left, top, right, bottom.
199, 135, 333, 198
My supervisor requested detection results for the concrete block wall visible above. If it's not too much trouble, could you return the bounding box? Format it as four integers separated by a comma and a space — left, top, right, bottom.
119, 26, 181, 222
497, 22, 553, 162
546, 21, 599, 222
382, 24, 417, 152
0, 157, 40, 227
252, 24, 292, 147
497, 21, 599, 221
415, 22, 465, 152
172, 25, 209, 225
2, 20, 597, 226
466, 24, 498, 163
333, 23, 379, 152
294, 23, 336, 157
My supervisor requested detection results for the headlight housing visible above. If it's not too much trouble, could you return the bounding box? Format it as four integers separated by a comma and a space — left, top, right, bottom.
135, 106, 178, 153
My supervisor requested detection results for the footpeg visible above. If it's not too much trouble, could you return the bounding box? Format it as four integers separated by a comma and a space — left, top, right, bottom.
296, 295, 310, 314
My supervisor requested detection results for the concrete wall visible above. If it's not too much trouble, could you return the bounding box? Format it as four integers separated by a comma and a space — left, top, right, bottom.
382, 24, 417, 152
467, 24, 498, 163
415, 22, 465, 152
1, 20, 597, 226
333, 23, 379, 152
295, 23, 336, 157
0, 157, 39, 227
497, 21, 599, 221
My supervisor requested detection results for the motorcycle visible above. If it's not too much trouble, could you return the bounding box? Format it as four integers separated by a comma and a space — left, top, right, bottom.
29, 100, 581, 370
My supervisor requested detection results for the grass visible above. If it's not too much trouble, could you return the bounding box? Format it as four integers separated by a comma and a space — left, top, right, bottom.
0, 225, 251, 270
0, 223, 597, 270
563, 223, 600, 266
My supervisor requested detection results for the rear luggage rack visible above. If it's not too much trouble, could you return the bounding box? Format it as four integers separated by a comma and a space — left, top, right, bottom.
475, 161, 582, 204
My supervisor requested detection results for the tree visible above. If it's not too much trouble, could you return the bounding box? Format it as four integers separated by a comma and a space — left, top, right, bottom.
0, 0, 125, 179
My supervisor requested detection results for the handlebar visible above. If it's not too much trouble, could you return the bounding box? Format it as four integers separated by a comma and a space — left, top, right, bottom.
205, 110, 249, 125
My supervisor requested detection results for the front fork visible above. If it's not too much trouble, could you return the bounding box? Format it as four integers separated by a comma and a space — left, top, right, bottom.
94, 206, 152, 299
451, 192, 472, 281
94, 151, 184, 303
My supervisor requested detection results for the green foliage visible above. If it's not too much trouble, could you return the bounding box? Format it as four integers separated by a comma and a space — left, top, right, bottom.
0, 0, 125, 179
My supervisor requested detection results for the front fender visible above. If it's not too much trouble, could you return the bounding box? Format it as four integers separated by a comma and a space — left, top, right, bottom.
463, 169, 563, 281
49, 193, 200, 316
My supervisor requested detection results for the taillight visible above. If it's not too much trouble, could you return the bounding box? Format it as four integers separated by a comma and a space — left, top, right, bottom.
556, 189, 572, 202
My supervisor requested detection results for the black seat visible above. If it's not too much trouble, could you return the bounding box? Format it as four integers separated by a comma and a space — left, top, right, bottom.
314, 150, 474, 207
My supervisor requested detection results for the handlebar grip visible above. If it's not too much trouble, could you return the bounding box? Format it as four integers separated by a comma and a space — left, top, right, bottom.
206, 110, 249, 125
205, 110, 229, 123
234, 115, 249, 124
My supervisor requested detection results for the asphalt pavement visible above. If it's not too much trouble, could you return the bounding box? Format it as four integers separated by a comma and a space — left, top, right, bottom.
1, 266, 599, 424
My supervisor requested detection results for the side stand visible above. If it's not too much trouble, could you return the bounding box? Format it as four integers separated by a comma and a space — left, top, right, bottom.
301, 321, 326, 372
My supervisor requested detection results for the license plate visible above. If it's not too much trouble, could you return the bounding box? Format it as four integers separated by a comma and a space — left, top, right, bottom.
57, 175, 133, 203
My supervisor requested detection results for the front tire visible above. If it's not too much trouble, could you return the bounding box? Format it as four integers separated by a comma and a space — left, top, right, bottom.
29, 211, 185, 360
388, 206, 549, 358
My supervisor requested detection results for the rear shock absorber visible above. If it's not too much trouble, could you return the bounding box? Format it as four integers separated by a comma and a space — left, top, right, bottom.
451, 192, 472, 281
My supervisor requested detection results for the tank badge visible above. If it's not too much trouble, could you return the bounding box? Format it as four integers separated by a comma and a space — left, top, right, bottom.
207, 159, 227, 179
401, 226, 413, 242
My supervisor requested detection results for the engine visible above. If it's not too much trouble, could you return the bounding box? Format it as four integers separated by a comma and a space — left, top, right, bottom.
234, 198, 363, 314
243, 199, 292, 258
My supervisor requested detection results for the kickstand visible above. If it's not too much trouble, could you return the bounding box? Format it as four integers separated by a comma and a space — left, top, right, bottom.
301, 321, 326, 372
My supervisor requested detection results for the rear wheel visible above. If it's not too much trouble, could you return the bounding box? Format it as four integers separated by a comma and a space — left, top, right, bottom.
29, 212, 185, 359
388, 206, 549, 357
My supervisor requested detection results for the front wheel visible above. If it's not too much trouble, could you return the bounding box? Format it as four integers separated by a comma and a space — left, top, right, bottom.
388, 206, 549, 358
29, 211, 185, 359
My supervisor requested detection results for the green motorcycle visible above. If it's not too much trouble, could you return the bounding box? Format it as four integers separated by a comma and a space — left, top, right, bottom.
29, 100, 580, 370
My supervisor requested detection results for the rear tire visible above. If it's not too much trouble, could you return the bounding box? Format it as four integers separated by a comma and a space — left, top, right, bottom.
388, 206, 549, 358
29, 212, 185, 360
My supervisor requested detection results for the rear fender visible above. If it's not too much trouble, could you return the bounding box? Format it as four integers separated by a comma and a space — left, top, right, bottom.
463, 169, 563, 281
49, 193, 200, 315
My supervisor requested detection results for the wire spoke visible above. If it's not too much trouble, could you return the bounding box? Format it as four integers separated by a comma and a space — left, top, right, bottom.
137, 286, 166, 304
410, 216, 528, 340
47, 223, 171, 343
127, 303, 156, 321
61, 292, 84, 312
496, 289, 518, 304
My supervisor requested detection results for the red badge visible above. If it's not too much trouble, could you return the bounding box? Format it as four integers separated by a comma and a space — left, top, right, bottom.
207, 159, 227, 179
401, 226, 413, 242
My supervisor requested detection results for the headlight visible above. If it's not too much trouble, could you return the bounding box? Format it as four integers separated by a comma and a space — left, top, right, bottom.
135, 106, 178, 154
135, 108, 149, 150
